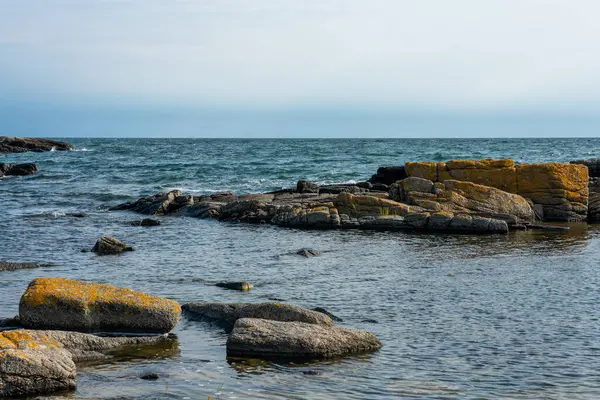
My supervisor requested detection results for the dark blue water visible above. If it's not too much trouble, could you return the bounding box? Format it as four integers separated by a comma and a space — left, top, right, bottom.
2, 138, 600, 399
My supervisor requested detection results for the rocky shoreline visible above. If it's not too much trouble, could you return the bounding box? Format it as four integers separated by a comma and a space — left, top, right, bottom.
0, 136, 72, 154
110, 158, 598, 235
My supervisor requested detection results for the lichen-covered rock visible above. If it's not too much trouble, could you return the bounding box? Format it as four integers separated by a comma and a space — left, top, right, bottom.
335, 192, 413, 218
0, 329, 172, 397
0, 136, 72, 154
91, 236, 134, 255
571, 158, 600, 178
391, 178, 534, 226
516, 163, 588, 221
226, 318, 382, 359
19, 278, 181, 333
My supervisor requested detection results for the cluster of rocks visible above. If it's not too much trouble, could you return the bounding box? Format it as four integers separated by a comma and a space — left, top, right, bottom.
112, 158, 598, 233
0, 137, 72, 154
0, 163, 38, 177
1, 278, 180, 397
1, 277, 381, 397
182, 302, 382, 359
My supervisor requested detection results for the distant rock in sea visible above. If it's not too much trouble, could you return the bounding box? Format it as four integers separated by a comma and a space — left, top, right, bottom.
0, 136, 72, 153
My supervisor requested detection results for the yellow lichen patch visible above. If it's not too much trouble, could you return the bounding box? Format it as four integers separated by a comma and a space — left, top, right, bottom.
445, 158, 514, 170
516, 163, 589, 193
0, 330, 61, 350
20, 277, 182, 314
405, 162, 440, 182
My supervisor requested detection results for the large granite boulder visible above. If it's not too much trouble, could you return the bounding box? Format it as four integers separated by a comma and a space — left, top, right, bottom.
390, 177, 535, 226
0, 329, 172, 397
91, 236, 134, 255
405, 159, 588, 222
182, 302, 333, 331
0, 137, 72, 154
0, 163, 38, 177
226, 318, 382, 359
516, 163, 588, 221
19, 278, 181, 333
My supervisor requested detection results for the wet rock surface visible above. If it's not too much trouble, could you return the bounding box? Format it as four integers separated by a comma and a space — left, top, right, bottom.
0, 261, 51, 273
0, 137, 72, 154
19, 278, 181, 334
226, 318, 382, 359
215, 281, 253, 291
91, 236, 134, 255
129, 218, 161, 226
0, 163, 38, 177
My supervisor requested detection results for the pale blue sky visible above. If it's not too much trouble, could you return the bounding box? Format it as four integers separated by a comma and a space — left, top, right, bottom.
1, 0, 600, 137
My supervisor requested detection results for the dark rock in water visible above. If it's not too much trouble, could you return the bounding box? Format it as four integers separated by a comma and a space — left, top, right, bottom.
312, 307, 343, 322
80, 249, 89, 253
302, 370, 322, 375
0, 163, 38, 176
111, 190, 183, 216
529, 224, 570, 231
226, 318, 382, 359
296, 249, 321, 258
297, 180, 320, 193
0, 316, 21, 329
216, 281, 253, 291
356, 181, 373, 189
0, 260, 51, 272
361, 319, 379, 324
91, 236, 134, 255
182, 302, 333, 332
130, 218, 161, 227
0, 329, 173, 397
140, 372, 160, 380
588, 177, 600, 222
0, 136, 72, 154
66, 212, 86, 218
369, 166, 407, 185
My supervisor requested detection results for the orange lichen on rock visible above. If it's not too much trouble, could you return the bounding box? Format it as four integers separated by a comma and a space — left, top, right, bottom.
19, 278, 181, 333
0, 330, 61, 351
335, 192, 413, 217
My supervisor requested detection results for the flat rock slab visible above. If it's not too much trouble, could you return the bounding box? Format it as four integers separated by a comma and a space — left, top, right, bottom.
19, 278, 181, 333
0, 136, 72, 154
0, 330, 172, 397
226, 318, 382, 359
0, 260, 51, 272
182, 302, 333, 331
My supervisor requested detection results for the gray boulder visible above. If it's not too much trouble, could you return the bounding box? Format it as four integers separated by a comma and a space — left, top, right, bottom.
0, 329, 172, 397
91, 236, 134, 254
182, 302, 250, 329
226, 318, 382, 359
19, 278, 181, 334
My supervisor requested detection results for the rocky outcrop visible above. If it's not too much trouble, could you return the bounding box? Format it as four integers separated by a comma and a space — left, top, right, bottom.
91, 236, 134, 254
390, 177, 535, 226
296, 180, 319, 193
516, 163, 588, 222
19, 278, 181, 333
0, 329, 172, 397
405, 159, 588, 221
226, 318, 382, 359
0, 163, 38, 177
0, 137, 72, 154
110, 190, 183, 216
0, 261, 50, 272
587, 177, 600, 221
182, 302, 333, 331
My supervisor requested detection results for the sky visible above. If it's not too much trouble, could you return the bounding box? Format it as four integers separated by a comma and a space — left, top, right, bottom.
1, 0, 600, 137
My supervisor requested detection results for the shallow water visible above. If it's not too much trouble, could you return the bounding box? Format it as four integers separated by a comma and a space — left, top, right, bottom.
2, 139, 600, 399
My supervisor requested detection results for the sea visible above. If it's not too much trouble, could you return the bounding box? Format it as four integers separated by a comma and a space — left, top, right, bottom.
2, 138, 600, 399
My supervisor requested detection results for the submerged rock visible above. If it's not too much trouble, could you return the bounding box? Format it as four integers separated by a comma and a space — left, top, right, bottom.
91, 236, 134, 254
129, 218, 161, 227
226, 318, 382, 359
0, 261, 51, 272
312, 307, 343, 322
0, 163, 38, 177
296, 249, 321, 257
19, 278, 181, 333
216, 281, 253, 291
0, 329, 172, 397
0, 136, 72, 154
182, 302, 333, 331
